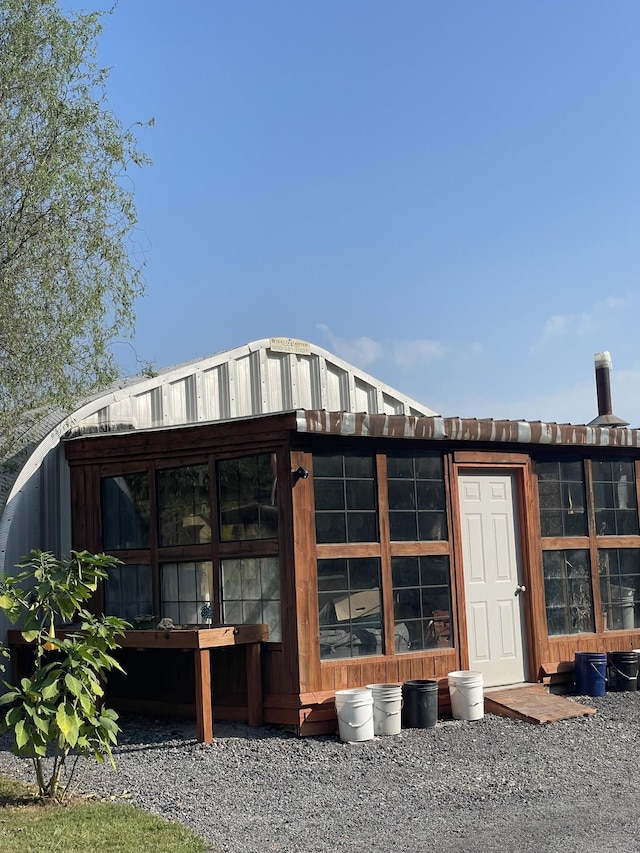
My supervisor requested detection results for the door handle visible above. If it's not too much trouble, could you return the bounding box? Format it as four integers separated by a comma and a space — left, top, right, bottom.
514, 584, 526, 596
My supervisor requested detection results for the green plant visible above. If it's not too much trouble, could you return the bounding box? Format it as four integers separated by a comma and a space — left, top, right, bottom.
0, 550, 128, 800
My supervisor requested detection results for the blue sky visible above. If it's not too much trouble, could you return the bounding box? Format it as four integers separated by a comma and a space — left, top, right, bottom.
85, 1, 639, 425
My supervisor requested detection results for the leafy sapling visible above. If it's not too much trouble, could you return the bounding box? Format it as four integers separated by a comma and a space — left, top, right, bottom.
0, 550, 129, 799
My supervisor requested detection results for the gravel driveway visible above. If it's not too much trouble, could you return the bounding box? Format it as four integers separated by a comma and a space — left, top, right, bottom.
0, 692, 638, 853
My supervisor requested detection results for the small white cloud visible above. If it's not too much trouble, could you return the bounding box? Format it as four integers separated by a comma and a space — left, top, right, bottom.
316, 325, 383, 367
531, 295, 634, 353
392, 339, 447, 368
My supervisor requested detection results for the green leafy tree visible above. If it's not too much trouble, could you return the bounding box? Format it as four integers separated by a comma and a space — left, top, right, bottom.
0, 550, 128, 800
0, 0, 151, 464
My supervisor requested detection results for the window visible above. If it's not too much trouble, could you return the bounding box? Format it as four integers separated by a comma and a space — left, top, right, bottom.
536, 453, 640, 635
221, 557, 281, 641
103, 563, 152, 622
97, 449, 281, 641
161, 561, 213, 625
313, 448, 453, 660
599, 549, 640, 630
387, 452, 447, 541
157, 465, 211, 546
313, 452, 378, 543
543, 549, 594, 635
536, 457, 587, 538
317, 558, 382, 659
101, 473, 150, 550
592, 458, 638, 536
392, 555, 452, 652
218, 454, 278, 541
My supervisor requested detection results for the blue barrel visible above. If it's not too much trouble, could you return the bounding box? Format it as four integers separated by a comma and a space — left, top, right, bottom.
582, 652, 607, 697
574, 652, 589, 694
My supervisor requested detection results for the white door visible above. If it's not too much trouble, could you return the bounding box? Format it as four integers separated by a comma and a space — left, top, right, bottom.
458, 472, 527, 687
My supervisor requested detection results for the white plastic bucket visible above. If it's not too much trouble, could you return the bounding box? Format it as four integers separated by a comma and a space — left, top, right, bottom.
448, 670, 484, 721
335, 688, 374, 742
366, 683, 403, 736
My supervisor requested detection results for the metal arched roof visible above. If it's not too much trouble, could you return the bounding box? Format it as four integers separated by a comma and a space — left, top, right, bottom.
0, 337, 437, 574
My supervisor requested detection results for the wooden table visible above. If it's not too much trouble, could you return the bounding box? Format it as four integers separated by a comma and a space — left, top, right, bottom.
8, 623, 268, 744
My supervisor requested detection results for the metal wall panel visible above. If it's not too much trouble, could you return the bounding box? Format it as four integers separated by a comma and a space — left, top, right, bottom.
0, 339, 437, 608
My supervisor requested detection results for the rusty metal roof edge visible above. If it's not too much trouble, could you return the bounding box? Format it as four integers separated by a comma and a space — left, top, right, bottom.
294, 410, 640, 447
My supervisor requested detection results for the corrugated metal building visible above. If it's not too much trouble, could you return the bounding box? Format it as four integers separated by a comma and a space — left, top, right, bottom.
4, 338, 640, 734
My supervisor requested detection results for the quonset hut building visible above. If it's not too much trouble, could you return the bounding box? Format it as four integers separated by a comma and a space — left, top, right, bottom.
2, 338, 640, 735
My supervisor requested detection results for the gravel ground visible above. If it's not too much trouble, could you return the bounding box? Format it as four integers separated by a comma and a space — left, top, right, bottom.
0, 692, 638, 853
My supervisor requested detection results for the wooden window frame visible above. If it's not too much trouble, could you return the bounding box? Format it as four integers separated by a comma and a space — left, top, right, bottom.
93, 450, 283, 634
313, 449, 454, 662
537, 455, 640, 635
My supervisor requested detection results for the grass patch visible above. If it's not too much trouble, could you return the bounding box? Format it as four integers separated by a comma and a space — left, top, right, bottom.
0, 775, 210, 853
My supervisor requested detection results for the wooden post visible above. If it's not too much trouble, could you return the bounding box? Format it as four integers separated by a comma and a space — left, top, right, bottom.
194, 648, 213, 743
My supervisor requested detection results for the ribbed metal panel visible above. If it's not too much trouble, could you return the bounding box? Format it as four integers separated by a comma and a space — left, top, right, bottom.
0, 338, 437, 600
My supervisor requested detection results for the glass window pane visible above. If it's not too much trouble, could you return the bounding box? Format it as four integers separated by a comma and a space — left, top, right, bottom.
591, 456, 639, 536
565, 510, 588, 537
317, 557, 382, 660
101, 473, 150, 550
418, 512, 447, 541
559, 459, 584, 481
595, 510, 615, 536
388, 481, 415, 510
542, 549, 593, 635
157, 465, 210, 546
394, 588, 420, 620
218, 454, 278, 541
313, 451, 378, 544
415, 454, 443, 480
617, 511, 638, 536
386, 456, 414, 479
599, 548, 640, 630
162, 564, 178, 601
535, 455, 587, 537
104, 564, 152, 623
593, 483, 614, 510
387, 452, 447, 542
160, 561, 213, 625
421, 554, 450, 586
316, 512, 346, 544
221, 557, 281, 642
346, 512, 377, 542
314, 480, 344, 511
392, 555, 452, 653
317, 559, 348, 591
417, 481, 445, 511
391, 557, 420, 588
537, 481, 561, 511
313, 455, 343, 478
540, 510, 563, 538
221, 560, 241, 600
344, 454, 374, 478
389, 512, 417, 541
536, 460, 559, 481
346, 480, 376, 510
349, 558, 380, 590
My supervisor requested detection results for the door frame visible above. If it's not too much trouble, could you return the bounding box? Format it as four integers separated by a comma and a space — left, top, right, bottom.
450, 451, 539, 683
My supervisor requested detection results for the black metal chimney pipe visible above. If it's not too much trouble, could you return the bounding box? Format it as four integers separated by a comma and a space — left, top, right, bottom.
588, 351, 629, 427
595, 351, 613, 417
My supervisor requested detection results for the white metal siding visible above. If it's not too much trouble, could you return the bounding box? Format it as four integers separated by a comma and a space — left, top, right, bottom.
0, 338, 437, 617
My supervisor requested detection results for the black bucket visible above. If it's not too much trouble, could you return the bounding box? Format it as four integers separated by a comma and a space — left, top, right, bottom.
607, 651, 639, 692
402, 679, 438, 728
